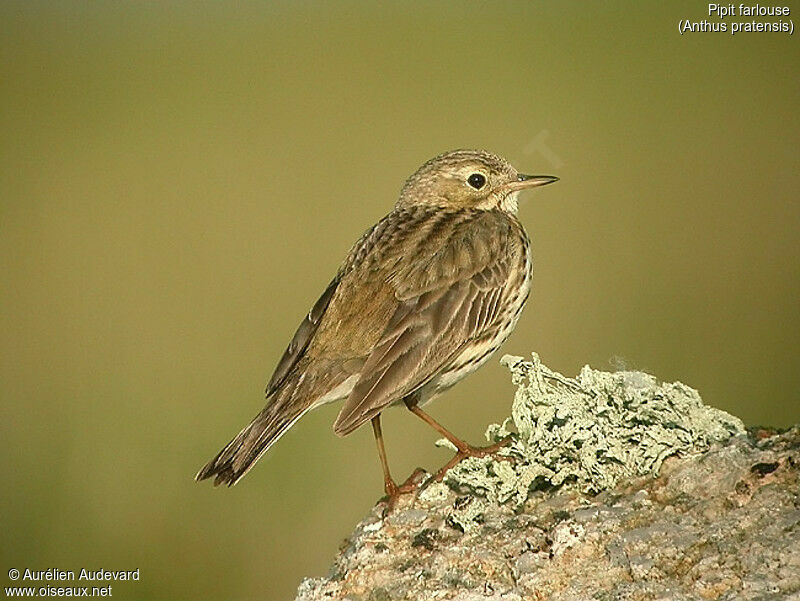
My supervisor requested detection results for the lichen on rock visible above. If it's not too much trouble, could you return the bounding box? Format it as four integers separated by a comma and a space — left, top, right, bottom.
440, 353, 746, 506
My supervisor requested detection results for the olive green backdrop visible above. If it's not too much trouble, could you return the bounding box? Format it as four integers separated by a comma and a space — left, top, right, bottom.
2, 2, 797, 600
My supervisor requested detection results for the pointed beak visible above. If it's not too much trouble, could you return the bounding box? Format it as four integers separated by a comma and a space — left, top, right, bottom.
505, 174, 559, 193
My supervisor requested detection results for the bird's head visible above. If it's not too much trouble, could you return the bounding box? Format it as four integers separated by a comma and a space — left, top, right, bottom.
397, 149, 558, 213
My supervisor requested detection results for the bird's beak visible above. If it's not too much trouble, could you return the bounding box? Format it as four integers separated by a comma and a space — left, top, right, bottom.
505, 174, 559, 193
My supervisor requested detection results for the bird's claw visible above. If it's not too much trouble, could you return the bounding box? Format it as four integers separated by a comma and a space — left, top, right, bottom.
425, 435, 516, 488
377, 467, 427, 514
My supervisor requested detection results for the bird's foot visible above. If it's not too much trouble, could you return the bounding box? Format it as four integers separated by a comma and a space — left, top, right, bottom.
377, 467, 427, 514
426, 435, 515, 486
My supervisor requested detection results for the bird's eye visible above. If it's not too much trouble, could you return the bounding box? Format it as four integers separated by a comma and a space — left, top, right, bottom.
467, 173, 486, 189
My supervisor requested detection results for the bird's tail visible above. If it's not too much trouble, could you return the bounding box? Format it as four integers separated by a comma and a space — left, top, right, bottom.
195, 385, 311, 487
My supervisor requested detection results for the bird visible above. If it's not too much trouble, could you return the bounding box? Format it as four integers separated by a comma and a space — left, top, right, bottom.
195, 149, 558, 497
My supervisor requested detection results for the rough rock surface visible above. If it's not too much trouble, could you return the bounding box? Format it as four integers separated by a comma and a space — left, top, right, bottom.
295, 357, 800, 601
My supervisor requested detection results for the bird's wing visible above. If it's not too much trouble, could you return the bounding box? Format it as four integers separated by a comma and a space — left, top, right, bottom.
264, 217, 387, 397
332, 210, 519, 436
265, 278, 340, 397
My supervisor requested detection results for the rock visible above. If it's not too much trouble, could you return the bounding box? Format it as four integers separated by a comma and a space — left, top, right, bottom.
294, 357, 799, 601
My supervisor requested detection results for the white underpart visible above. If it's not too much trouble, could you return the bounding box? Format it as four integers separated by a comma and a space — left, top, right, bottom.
311, 374, 359, 409
500, 191, 520, 213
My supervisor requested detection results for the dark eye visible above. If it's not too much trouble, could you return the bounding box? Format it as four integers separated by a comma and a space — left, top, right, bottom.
467, 173, 486, 189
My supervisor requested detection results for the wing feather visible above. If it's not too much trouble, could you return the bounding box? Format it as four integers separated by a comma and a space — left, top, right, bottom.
265, 278, 339, 397
333, 212, 518, 435
264, 216, 390, 397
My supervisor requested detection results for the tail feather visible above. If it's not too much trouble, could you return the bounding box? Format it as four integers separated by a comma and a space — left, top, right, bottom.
195, 392, 310, 487
196, 361, 352, 487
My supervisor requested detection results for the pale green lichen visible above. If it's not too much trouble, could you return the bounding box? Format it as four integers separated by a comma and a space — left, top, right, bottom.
441, 353, 746, 507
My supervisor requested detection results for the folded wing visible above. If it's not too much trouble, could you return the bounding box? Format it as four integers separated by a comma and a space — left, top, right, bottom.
333, 210, 516, 435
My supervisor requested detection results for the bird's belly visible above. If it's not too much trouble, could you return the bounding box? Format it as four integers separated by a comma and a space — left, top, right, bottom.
427, 336, 503, 397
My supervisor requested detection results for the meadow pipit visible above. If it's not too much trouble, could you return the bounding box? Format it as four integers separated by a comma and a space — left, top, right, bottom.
196, 149, 558, 497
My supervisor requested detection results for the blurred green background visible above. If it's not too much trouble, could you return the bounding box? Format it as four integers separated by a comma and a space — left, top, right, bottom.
1, 2, 797, 600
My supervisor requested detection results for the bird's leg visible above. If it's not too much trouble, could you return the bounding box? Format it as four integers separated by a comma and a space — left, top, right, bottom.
371, 415, 398, 497
371, 416, 425, 505
404, 400, 472, 453
403, 399, 510, 455
403, 398, 513, 484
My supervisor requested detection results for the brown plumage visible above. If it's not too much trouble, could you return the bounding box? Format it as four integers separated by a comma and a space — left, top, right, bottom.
196, 149, 558, 492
